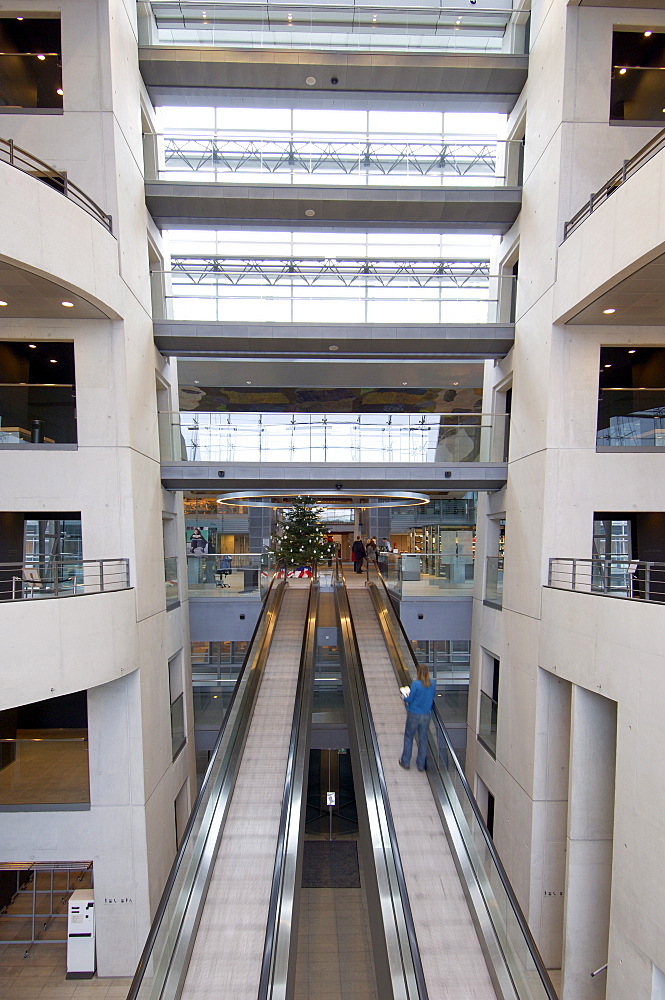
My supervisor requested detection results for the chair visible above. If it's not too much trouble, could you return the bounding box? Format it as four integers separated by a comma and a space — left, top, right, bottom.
21, 567, 44, 598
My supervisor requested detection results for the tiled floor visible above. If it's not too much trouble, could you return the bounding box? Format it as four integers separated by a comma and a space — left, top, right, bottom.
0, 943, 132, 999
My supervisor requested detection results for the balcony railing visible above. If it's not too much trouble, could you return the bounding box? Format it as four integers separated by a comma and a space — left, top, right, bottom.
549, 557, 665, 604
140, 1, 528, 55
0, 383, 77, 445
597, 389, 665, 448
0, 137, 113, 233
484, 555, 503, 607
0, 559, 130, 603
159, 411, 508, 464
152, 261, 515, 324
154, 134, 517, 186
563, 126, 665, 241
380, 551, 474, 599
187, 553, 274, 599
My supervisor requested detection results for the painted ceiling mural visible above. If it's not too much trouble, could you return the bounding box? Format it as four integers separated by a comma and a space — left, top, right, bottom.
179, 385, 483, 414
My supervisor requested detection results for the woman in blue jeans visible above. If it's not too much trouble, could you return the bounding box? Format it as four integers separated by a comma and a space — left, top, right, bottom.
399, 663, 436, 771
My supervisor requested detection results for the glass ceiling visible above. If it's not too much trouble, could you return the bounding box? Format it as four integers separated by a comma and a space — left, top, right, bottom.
144, 0, 522, 55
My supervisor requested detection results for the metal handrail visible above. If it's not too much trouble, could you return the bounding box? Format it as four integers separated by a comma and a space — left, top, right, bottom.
563, 127, 665, 241
336, 564, 428, 1000
369, 565, 558, 1000
0, 558, 130, 601
549, 556, 665, 604
0, 137, 113, 234
259, 581, 317, 1000
126, 569, 284, 1000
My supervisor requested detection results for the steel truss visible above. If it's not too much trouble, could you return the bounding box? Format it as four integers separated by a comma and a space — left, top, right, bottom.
161, 136, 500, 179
169, 256, 492, 289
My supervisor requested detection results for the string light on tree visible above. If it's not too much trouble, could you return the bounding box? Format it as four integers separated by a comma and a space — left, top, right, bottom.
273, 496, 336, 572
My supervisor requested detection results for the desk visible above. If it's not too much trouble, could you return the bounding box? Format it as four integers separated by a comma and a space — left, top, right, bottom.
0, 427, 55, 444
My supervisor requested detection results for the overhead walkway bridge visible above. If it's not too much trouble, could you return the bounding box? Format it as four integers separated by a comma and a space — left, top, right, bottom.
127, 567, 556, 1000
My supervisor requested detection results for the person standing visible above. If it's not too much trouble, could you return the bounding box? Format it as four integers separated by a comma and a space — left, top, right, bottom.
351, 536, 366, 574
399, 663, 436, 771
366, 537, 378, 564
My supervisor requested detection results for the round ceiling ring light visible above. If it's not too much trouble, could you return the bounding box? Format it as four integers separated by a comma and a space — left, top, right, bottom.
215, 489, 430, 510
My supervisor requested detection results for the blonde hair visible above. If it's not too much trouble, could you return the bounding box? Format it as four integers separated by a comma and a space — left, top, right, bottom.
416, 663, 431, 688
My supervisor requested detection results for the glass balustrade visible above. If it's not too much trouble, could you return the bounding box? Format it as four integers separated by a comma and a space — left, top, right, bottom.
164, 557, 179, 608
153, 134, 517, 187
597, 389, 665, 448
0, 384, 77, 444
159, 411, 508, 464
152, 266, 515, 324
140, 1, 527, 56
478, 691, 498, 757
380, 552, 475, 598
0, 736, 89, 806
187, 553, 273, 599
485, 555, 503, 607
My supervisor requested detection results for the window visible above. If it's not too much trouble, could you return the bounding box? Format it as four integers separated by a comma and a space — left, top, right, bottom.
0, 342, 76, 444
478, 655, 499, 757
610, 31, 665, 124
0, 17, 62, 111
169, 653, 186, 760
597, 347, 665, 449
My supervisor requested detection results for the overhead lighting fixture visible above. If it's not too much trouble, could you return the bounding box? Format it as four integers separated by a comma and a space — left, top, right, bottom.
305, 208, 315, 217
16, 16, 23, 19
50, 359, 58, 364
56, 88, 63, 96
604, 364, 612, 368
402, 381, 408, 385
37, 54, 45, 60
246, 380, 252, 384
329, 345, 339, 351
193, 380, 200, 384
453, 381, 459, 386
628, 349, 636, 354
644, 30, 652, 37
0, 300, 7, 307
29, 344, 37, 348
305, 76, 316, 86
603, 308, 616, 314
61, 300, 74, 307
619, 67, 627, 75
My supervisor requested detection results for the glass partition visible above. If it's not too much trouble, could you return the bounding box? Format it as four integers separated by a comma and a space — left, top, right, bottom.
159, 411, 508, 465
0, 384, 76, 444
597, 389, 665, 448
381, 552, 475, 599
478, 691, 498, 757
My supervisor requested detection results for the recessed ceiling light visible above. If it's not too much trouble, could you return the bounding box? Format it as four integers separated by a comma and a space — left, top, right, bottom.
604, 364, 612, 368
628, 349, 636, 354
193, 380, 200, 384
246, 380, 252, 384
29, 343, 37, 348
37, 54, 45, 61
56, 88, 63, 96
16, 16, 23, 19
0, 300, 7, 307
305, 209, 315, 217
50, 359, 58, 364
305, 76, 316, 86
644, 30, 652, 37
61, 301, 74, 307
402, 381, 408, 385
453, 381, 459, 386
619, 67, 627, 75
329, 345, 339, 351
603, 308, 616, 314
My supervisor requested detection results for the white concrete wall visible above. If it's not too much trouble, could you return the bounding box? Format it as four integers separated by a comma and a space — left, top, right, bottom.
468, 0, 665, 994
0, 0, 195, 976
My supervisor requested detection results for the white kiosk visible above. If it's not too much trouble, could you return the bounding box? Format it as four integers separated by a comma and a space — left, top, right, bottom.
66, 889, 95, 979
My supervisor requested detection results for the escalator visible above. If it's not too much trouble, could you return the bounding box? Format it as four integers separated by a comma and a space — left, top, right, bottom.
127, 567, 557, 1000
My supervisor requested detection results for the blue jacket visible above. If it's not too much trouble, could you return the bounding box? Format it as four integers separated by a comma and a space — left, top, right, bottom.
404, 678, 436, 715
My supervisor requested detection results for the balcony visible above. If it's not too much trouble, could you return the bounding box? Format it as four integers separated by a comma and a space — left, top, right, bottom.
549, 557, 665, 605
0, 559, 130, 603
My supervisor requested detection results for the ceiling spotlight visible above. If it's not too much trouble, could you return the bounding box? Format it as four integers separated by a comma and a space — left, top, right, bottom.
193, 379, 200, 384
402, 381, 408, 385
0, 300, 7, 307
628, 349, 636, 354
29, 344, 37, 348
603, 308, 616, 314
61, 301, 74, 307
305, 76, 316, 86
16, 16, 23, 19
604, 364, 612, 368
619, 67, 627, 75
329, 345, 339, 351
50, 359, 58, 364
246, 380, 252, 384
305, 208, 316, 217
56, 88, 63, 95
37, 54, 45, 60
452, 381, 459, 386
644, 30, 652, 37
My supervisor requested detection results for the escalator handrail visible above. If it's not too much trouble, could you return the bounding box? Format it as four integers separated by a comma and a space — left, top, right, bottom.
127, 569, 284, 1000
259, 581, 318, 1000
369, 569, 559, 1000
336, 569, 428, 1000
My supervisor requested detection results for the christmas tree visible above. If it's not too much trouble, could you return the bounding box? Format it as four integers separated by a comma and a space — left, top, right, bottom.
273, 497, 337, 570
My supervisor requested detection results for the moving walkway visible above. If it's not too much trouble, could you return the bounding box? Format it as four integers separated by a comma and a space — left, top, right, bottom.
127, 567, 557, 1000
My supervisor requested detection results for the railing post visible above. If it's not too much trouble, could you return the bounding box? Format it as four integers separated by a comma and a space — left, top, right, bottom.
589, 192, 594, 214
645, 562, 651, 602
8, 138, 14, 165
571, 559, 576, 591
99, 560, 105, 592
621, 159, 628, 183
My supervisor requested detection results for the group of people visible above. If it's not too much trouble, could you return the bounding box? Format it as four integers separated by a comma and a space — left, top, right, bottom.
350, 535, 391, 573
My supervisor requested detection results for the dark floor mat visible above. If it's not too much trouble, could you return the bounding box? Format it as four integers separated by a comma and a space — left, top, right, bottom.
301, 840, 361, 888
